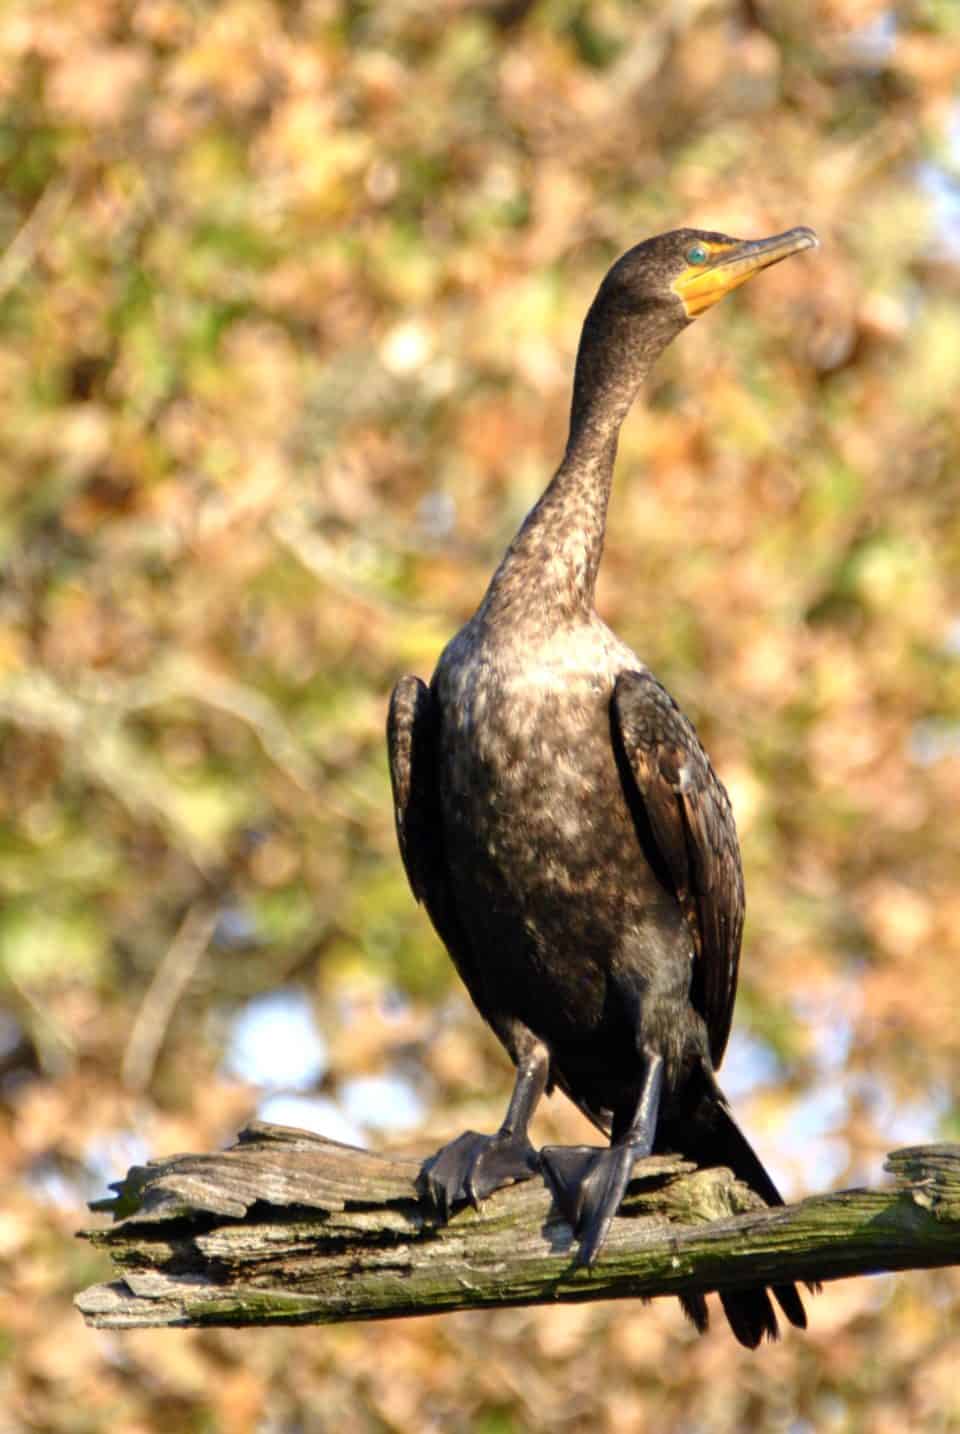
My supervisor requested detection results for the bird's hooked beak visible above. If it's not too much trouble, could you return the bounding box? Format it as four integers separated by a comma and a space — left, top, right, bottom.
672, 227, 819, 317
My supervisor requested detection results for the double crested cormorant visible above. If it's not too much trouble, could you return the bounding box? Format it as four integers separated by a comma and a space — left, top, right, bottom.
387, 226, 818, 1346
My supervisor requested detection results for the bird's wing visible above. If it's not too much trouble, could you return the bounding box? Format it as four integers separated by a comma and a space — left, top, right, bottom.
611, 669, 745, 1068
387, 675, 473, 980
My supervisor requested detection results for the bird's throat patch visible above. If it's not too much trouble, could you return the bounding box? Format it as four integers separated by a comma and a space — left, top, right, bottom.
670, 244, 743, 317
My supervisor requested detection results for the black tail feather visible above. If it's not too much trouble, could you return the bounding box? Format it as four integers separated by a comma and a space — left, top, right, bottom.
719, 1288, 779, 1349
659, 1077, 814, 1346
679, 1292, 710, 1334
774, 1281, 810, 1330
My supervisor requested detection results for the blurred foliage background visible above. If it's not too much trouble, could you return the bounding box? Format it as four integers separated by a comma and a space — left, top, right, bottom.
2, 0, 960, 1429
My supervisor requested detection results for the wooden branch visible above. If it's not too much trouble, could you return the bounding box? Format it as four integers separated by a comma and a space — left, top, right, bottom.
75, 1123, 960, 1330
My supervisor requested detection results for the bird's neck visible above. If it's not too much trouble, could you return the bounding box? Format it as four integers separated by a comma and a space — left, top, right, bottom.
479, 297, 681, 628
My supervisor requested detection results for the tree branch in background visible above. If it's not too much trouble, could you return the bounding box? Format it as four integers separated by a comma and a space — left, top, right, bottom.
121, 901, 219, 1094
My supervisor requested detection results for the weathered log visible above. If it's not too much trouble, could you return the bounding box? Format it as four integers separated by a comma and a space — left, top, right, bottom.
75, 1122, 960, 1330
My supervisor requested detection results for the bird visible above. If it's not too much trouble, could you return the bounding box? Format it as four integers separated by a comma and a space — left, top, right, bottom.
387, 225, 818, 1347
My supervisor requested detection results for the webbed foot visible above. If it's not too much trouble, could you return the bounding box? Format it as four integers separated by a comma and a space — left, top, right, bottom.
418, 1128, 541, 1221
541, 1142, 651, 1266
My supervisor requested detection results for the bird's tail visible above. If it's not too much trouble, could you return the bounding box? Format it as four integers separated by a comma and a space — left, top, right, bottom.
658, 1077, 813, 1349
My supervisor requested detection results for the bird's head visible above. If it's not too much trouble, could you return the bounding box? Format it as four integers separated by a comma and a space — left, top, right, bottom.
598, 225, 819, 324
567, 223, 819, 455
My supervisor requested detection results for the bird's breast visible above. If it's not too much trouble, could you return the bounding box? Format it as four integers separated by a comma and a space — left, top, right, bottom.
434, 619, 643, 899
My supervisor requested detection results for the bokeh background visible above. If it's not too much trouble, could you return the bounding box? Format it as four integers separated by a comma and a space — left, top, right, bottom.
2, 0, 960, 1429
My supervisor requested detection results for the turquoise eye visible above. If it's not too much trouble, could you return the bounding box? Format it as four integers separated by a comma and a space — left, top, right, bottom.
686, 243, 709, 265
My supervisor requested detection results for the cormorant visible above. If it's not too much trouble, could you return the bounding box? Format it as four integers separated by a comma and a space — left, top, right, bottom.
387, 226, 818, 1347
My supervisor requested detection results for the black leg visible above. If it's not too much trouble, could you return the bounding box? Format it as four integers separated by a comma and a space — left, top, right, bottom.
542, 1049, 664, 1265
418, 1039, 549, 1220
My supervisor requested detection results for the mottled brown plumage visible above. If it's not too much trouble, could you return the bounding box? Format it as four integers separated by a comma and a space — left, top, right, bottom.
387, 226, 817, 1346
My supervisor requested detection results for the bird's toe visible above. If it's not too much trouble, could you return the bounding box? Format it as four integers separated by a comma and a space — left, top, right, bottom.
542, 1143, 646, 1265
418, 1129, 539, 1220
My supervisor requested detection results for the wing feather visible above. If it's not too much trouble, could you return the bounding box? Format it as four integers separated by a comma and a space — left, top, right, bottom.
387, 675, 475, 988
612, 670, 744, 1067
